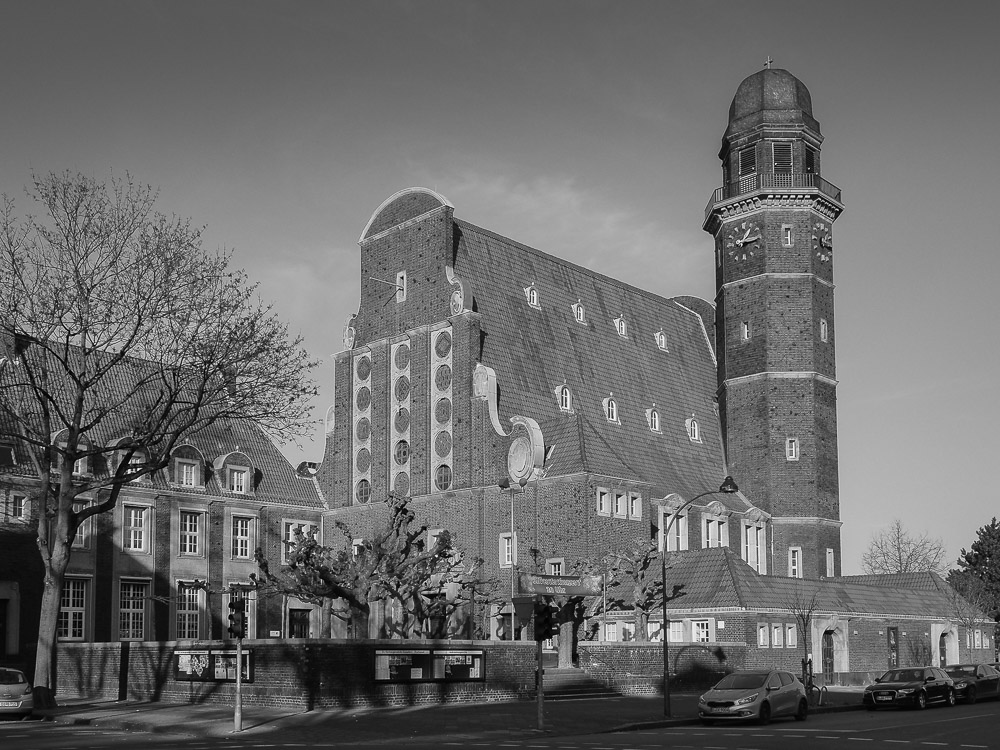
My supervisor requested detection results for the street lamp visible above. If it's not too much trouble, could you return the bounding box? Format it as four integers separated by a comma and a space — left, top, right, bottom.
499, 477, 528, 640
661, 475, 739, 717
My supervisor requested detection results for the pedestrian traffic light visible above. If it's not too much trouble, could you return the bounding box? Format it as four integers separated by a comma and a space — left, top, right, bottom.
228, 598, 247, 640
534, 599, 559, 641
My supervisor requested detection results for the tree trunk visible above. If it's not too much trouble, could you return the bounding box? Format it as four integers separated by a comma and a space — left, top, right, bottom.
33, 539, 72, 708
634, 609, 649, 642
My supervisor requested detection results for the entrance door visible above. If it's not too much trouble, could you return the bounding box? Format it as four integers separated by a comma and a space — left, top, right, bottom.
289, 608, 311, 638
822, 630, 835, 677
939, 633, 948, 667
887, 627, 899, 669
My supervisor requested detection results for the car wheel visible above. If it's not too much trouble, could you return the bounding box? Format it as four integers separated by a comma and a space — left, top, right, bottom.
946, 689, 956, 707
757, 702, 771, 725
795, 698, 808, 721
967, 687, 977, 704
916, 691, 927, 710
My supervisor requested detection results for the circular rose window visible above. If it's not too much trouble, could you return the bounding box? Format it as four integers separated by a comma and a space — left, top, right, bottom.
435, 431, 452, 458
435, 330, 452, 358
394, 407, 410, 433
355, 479, 371, 504
394, 376, 410, 402
355, 448, 372, 473
355, 356, 372, 381
435, 364, 452, 391
394, 344, 410, 370
393, 440, 409, 465
355, 417, 371, 441
435, 397, 452, 424
355, 386, 371, 411
393, 472, 410, 497
435, 464, 453, 491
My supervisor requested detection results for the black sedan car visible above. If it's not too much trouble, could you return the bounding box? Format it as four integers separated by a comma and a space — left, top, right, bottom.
864, 667, 955, 710
944, 663, 1000, 703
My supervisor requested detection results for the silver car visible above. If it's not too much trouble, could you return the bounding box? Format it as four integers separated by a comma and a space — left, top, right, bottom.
699, 669, 808, 725
0, 668, 33, 718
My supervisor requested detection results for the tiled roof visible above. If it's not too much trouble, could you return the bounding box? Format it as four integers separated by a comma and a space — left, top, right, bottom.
454, 219, 730, 502
0, 346, 321, 508
660, 548, 969, 619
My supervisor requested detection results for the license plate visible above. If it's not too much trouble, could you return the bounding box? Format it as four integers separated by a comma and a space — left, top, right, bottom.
0, 701, 19, 707
708, 706, 728, 713
875, 695, 892, 702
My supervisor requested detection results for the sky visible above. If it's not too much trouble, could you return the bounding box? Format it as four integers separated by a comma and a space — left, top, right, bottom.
3, 0, 998, 575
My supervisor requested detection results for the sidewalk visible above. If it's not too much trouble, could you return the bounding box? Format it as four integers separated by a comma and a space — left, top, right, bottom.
39, 687, 864, 743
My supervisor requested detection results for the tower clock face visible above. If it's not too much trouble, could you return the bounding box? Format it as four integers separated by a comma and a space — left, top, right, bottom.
812, 221, 833, 262
725, 220, 762, 261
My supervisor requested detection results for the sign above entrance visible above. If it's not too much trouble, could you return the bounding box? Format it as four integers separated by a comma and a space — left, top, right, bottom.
519, 572, 602, 597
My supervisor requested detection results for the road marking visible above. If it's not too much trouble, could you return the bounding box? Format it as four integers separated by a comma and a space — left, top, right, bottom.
847, 739, 874, 742
920, 744, 947, 747
960, 745, 988, 748
884, 741, 912, 744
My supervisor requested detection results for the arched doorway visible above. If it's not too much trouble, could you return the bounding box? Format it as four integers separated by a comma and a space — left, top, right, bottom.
822, 630, 835, 678
938, 633, 948, 667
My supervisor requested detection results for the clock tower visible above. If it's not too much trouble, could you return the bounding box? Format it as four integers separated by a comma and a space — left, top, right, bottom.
704, 68, 845, 580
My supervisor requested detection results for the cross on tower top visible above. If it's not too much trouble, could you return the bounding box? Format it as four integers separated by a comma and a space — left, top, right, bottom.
764, 56, 774, 69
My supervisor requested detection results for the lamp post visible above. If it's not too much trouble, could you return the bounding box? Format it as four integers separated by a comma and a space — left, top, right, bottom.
661, 475, 739, 717
499, 477, 528, 639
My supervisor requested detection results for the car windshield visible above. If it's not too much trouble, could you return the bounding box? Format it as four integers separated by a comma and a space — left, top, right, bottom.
714, 673, 768, 690
881, 669, 924, 683
0, 669, 26, 685
946, 666, 975, 678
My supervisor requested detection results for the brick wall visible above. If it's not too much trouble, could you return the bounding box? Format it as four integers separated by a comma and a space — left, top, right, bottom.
55, 639, 537, 708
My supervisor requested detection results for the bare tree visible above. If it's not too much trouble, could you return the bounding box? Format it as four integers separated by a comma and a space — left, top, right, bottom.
254, 494, 486, 639
0, 171, 318, 705
861, 519, 946, 575
780, 583, 821, 680
602, 538, 663, 643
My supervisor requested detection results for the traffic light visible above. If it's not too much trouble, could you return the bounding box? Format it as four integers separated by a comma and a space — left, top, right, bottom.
534, 599, 559, 641
228, 598, 247, 640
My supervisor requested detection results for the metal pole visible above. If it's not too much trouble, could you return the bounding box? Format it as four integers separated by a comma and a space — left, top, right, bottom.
234, 636, 243, 732
510, 486, 516, 639
536, 636, 544, 731
661, 477, 739, 717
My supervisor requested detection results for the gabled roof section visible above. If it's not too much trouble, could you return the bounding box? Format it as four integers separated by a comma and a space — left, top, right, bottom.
359, 187, 454, 243
452, 219, 726, 500
661, 549, 970, 620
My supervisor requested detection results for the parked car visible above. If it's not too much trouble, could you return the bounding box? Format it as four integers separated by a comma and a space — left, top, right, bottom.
944, 663, 1000, 703
864, 667, 955, 710
698, 669, 808, 725
0, 668, 33, 719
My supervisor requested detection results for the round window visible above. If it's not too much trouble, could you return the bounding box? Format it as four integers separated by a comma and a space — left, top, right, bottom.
355, 479, 372, 504
435, 330, 452, 358
435, 397, 452, 424
394, 407, 410, 433
355, 417, 371, 441
435, 431, 452, 458
355, 386, 371, 411
393, 472, 410, 497
394, 344, 410, 370
435, 464, 453, 491
355, 448, 372, 473
394, 376, 410, 402
355, 356, 372, 381
435, 364, 452, 391
394, 440, 409, 465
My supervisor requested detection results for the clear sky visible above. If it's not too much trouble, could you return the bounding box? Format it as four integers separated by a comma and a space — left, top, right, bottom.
3, 1, 998, 575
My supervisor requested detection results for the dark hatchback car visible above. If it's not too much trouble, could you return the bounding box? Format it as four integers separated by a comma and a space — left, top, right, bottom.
864, 667, 955, 710
944, 663, 1000, 703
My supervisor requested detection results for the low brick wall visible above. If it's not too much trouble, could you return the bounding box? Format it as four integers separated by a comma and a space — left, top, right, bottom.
56, 639, 537, 709
579, 641, 747, 694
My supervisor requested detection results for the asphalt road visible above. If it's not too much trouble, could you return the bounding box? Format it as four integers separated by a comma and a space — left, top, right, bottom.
1, 701, 997, 750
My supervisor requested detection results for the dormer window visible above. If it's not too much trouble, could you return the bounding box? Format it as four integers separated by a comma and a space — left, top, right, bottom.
556, 384, 573, 412
125, 451, 148, 483
171, 445, 206, 488
614, 315, 628, 338
654, 329, 668, 351
686, 416, 701, 443
572, 300, 586, 324
72, 456, 88, 476
646, 407, 661, 433
228, 467, 249, 494
603, 395, 620, 424
524, 284, 540, 310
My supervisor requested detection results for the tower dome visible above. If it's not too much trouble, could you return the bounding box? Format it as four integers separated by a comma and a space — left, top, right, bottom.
725, 68, 820, 138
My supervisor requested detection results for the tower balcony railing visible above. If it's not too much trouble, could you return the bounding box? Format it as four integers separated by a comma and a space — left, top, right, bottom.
704, 172, 842, 224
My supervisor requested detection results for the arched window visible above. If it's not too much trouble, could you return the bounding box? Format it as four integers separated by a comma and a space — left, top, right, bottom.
572, 300, 586, 324
686, 416, 701, 443
649, 408, 660, 433
655, 330, 668, 351
524, 284, 540, 309
605, 397, 618, 423
614, 315, 628, 338
558, 385, 572, 412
